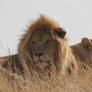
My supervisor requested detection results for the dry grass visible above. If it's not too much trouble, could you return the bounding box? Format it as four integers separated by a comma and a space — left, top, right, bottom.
0, 60, 92, 92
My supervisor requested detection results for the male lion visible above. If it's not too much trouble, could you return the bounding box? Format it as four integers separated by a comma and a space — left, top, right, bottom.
0, 16, 78, 80
71, 37, 92, 68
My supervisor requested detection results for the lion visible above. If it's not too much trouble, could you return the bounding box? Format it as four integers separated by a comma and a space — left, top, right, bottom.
0, 16, 78, 80
71, 37, 92, 68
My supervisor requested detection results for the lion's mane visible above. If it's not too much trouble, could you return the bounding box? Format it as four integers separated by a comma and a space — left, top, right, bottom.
17, 16, 78, 77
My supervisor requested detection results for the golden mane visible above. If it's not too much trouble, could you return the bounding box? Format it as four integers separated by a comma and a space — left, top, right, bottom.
18, 16, 77, 77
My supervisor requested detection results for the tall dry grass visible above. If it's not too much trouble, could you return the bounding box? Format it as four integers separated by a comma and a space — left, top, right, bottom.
0, 59, 92, 92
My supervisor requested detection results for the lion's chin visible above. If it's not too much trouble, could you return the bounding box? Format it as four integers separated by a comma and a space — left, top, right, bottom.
34, 59, 50, 69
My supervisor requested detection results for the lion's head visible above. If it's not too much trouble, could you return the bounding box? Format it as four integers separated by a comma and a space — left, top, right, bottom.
81, 37, 92, 49
18, 16, 68, 78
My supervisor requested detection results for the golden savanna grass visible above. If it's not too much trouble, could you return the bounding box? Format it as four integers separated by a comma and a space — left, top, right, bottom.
0, 63, 92, 92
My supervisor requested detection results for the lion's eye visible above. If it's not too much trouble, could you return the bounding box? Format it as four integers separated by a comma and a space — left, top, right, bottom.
31, 41, 37, 48
45, 40, 51, 48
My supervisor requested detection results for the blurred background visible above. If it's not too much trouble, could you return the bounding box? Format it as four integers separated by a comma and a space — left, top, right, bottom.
0, 0, 92, 56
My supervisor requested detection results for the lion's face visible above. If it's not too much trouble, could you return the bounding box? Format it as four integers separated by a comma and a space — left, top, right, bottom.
81, 37, 92, 50
81, 38, 92, 63
28, 26, 66, 71
30, 30, 55, 69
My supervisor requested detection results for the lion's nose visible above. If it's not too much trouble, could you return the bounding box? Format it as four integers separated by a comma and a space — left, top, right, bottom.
35, 52, 43, 57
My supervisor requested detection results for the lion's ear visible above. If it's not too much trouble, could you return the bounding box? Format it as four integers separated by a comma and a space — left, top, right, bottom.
81, 37, 89, 43
54, 28, 66, 38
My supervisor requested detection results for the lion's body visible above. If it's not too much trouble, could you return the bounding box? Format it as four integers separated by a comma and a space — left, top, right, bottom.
0, 16, 78, 80
71, 37, 92, 68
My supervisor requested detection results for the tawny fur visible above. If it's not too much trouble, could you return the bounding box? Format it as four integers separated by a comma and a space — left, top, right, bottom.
0, 16, 78, 79
71, 37, 92, 68
18, 16, 78, 76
